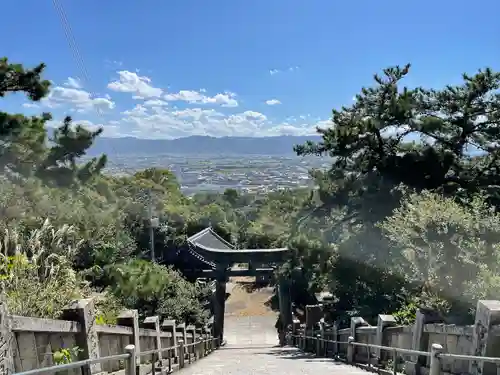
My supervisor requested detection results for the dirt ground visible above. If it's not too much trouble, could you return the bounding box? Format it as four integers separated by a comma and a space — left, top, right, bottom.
224, 276, 278, 317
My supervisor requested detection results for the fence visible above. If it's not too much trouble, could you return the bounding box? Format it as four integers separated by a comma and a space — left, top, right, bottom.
0, 298, 220, 375
291, 333, 500, 375
289, 299, 500, 375
13, 337, 221, 375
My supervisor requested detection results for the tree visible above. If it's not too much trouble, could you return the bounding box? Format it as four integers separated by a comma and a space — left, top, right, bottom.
290, 65, 500, 324
0, 57, 50, 100
0, 57, 106, 186
379, 190, 500, 319
106, 259, 210, 324
295, 64, 500, 207
37, 116, 107, 187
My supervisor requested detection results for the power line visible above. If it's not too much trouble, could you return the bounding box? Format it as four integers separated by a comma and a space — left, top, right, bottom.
51, 0, 107, 119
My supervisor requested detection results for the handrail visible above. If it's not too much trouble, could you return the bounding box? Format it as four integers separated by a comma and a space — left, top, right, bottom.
291, 332, 500, 375
13, 336, 221, 375
11, 353, 131, 375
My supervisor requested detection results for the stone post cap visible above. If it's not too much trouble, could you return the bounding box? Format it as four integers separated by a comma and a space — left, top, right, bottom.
65, 298, 95, 310
162, 319, 176, 327
117, 309, 138, 319
143, 316, 160, 324
378, 314, 396, 323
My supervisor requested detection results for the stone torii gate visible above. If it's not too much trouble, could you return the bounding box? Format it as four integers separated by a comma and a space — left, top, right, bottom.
186, 227, 293, 344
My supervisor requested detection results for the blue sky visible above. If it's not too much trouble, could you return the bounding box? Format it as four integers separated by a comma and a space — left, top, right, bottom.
2, 0, 500, 139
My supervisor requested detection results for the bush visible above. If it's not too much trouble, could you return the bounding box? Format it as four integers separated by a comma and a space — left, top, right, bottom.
106, 259, 210, 325
380, 191, 500, 318
0, 221, 85, 317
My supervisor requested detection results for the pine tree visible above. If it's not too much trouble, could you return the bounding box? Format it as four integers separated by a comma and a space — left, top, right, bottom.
296, 64, 500, 211
0, 57, 106, 186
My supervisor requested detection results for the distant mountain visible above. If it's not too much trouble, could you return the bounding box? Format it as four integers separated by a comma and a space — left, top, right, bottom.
86, 135, 322, 157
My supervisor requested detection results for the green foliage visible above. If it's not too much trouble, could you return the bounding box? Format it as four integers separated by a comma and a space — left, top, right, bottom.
4, 54, 500, 332
52, 346, 82, 365
106, 259, 209, 324
292, 64, 500, 325
0, 224, 84, 318
0, 57, 210, 323
380, 191, 500, 310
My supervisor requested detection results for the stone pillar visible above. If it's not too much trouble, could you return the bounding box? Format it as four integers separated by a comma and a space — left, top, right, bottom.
0, 300, 14, 375
213, 272, 227, 345
61, 299, 101, 375
406, 308, 443, 375
350, 317, 368, 362
292, 318, 300, 346
143, 316, 162, 364
176, 323, 187, 347
195, 327, 203, 357
319, 321, 325, 355
162, 319, 177, 360
203, 326, 212, 352
186, 325, 196, 355
470, 300, 500, 375
117, 310, 140, 368
331, 322, 338, 354
375, 314, 396, 363
278, 276, 293, 329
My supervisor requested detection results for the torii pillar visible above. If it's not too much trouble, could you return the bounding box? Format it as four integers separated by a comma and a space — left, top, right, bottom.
213, 270, 227, 346
278, 275, 293, 329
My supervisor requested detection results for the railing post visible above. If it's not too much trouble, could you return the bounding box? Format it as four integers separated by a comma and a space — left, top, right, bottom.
347, 336, 354, 363
118, 310, 141, 369
429, 343, 443, 375
0, 301, 14, 375
316, 334, 321, 356
197, 339, 202, 359
62, 299, 101, 375
178, 339, 185, 368
332, 322, 338, 355
124, 345, 136, 375
143, 316, 162, 366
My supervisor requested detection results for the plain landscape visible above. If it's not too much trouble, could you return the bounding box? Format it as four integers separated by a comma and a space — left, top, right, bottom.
95, 135, 329, 194
3, 1, 500, 374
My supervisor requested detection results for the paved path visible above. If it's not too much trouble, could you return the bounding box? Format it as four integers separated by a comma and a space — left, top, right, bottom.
179, 346, 369, 375
179, 316, 367, 375
223, 316, 278, 346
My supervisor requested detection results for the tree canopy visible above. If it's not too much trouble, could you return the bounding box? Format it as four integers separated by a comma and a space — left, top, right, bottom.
2, 57, 500, 328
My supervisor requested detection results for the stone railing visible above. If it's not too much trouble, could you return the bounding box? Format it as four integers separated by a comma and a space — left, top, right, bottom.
290, 300, 500, 375
1, 298, 219, 375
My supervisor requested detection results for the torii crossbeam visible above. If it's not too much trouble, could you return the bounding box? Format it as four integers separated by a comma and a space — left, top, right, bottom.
186, 227, 293, 345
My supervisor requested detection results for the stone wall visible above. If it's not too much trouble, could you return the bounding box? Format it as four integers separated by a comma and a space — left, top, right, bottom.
295, 300, 500, 375
2, 298, 213, 375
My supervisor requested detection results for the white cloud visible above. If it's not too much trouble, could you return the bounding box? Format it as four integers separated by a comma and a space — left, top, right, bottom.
104, 59, 123, 68
241, 110, 267, 121
122, 104, 149, 117
46, 118, 122, 137
143, 99, 168, 107
114, 103, 321, 139
108, 70, 163, 98
73, 119, 121, 137
265, 99, 281, 106
64, 77, 82, 89
269, 66, 299, 75
164, 90, 238, 107
33, 86, 115, 113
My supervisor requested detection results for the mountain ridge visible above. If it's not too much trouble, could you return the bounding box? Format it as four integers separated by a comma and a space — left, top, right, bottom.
87, 135, 322, 156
